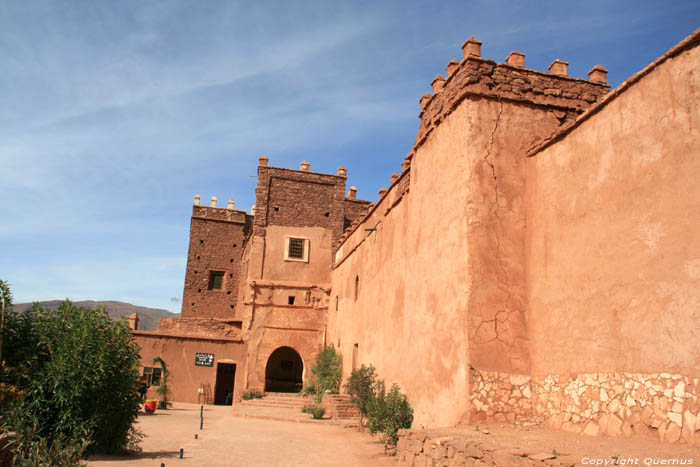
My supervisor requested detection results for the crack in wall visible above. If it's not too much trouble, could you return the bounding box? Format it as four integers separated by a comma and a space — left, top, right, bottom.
479, 100, 529, 371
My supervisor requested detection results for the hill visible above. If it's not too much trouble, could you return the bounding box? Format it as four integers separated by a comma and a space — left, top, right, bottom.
12, 300, 177, 331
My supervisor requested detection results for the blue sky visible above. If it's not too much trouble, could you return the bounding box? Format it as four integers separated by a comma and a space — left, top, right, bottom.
1, 1, 698, 312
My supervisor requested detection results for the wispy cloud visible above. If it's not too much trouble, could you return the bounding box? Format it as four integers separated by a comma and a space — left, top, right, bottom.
1, 0, 698, 312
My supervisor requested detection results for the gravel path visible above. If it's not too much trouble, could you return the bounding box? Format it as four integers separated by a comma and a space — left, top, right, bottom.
88, 403, 395, 467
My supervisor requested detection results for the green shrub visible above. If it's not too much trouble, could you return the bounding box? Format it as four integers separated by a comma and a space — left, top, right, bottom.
2, 406, 88, 467
344, 364, 377, 425
301, 402, 325, 419
311, 345, 342, 402
367, 383, 413, 446
0, 298, 142, 456
310, 405, 326, 419
241, 389, 263, 400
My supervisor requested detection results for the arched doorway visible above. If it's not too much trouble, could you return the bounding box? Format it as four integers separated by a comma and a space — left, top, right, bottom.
265, 346, 303, 393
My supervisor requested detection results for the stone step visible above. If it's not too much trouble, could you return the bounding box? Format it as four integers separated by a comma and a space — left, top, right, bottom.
240, 400, 307, 409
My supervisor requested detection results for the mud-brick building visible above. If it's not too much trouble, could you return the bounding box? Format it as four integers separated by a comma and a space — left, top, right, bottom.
134, 28, 700, 445
133, 159, 370, 404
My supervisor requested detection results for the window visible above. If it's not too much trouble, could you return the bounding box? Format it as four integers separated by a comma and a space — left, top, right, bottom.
284, 237, 309, 262
288, 296, 295, 305
288, 238, 305, 258
354, 275, 359, 301
208, 271, 224, 289
142, 367, 162, 386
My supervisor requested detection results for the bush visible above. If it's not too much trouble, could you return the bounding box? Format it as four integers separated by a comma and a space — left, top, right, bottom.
309, 405, 326, 419
2, 406, 88, 467
0, 298, 142, 456
344, 364, 377, 425
241, 389, 263, 400
311, 345, 342, 402
366, 383, 413, 446
301, 402, 325, 419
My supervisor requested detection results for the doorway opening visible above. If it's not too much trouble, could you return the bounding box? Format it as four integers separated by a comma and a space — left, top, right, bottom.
214, 363, 236, 405
265, 346, 303, 393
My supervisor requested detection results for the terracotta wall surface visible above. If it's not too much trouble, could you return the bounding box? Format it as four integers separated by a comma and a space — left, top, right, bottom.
329, 81, 588, 427
526, 39, 700, 377
260, 225, 334, 284
329, 103, 476, 427
181, 205, 250, 319
134, 332, 247, 403
240, 283, 328, 391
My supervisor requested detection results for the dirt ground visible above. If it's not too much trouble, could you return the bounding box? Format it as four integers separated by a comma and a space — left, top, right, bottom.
87, 403, 700, 466
419, 421, 700, 465
87, 403, 395, 467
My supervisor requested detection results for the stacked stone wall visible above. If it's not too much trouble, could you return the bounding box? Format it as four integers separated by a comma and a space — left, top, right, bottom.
468, 370, 700, 445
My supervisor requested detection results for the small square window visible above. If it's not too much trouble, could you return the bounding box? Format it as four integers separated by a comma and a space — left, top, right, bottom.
284, 237, 309, 262
208, 271, 224, 290
288, 296, 295, 305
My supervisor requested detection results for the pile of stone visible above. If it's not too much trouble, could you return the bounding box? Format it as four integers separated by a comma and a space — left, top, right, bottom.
396, 430, 576, 467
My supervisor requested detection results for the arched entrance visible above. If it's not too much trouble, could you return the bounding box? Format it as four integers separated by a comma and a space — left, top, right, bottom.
265, 346, 303, 393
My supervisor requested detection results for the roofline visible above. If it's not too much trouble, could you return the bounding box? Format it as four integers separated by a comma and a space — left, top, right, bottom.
527, 26, 700, 157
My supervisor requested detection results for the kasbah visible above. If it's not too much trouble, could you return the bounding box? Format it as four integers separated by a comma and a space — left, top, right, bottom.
129, 27, 700, 449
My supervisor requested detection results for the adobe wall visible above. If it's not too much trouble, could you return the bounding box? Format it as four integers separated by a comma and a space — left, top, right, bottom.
520, 31, 700, 442
261, 225, 334, 284
329, 39, 608, 428
181, 204, 250, 318
241, 282, 328, 392
134, 331, 247, 403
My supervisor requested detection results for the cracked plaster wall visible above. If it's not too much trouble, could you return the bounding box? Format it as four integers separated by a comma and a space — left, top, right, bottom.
526, 39, 700, 378
328, 93, 563, 427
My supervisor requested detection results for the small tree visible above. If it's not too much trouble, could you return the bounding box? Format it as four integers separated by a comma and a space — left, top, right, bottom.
152, 357, 171, 409
311, 345, 342, 402
345, 364, 377, 427
0, 299, 142, 456
367, 383, 413, 446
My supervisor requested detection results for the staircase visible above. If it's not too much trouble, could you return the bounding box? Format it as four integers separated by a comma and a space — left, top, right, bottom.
322, 394, 360, 426
239, 392, 307, 410
232, 392, 323, 424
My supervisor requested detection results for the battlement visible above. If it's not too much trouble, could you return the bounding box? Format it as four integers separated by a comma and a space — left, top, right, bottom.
191, 195, 249, 224
410, 36, 610, 159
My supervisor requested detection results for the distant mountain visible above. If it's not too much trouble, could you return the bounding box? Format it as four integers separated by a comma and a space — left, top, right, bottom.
13, 300, 177, 331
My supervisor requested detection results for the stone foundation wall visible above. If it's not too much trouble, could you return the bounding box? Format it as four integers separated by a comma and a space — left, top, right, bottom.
469, 369, 700, 445
469, 370, 534, 422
